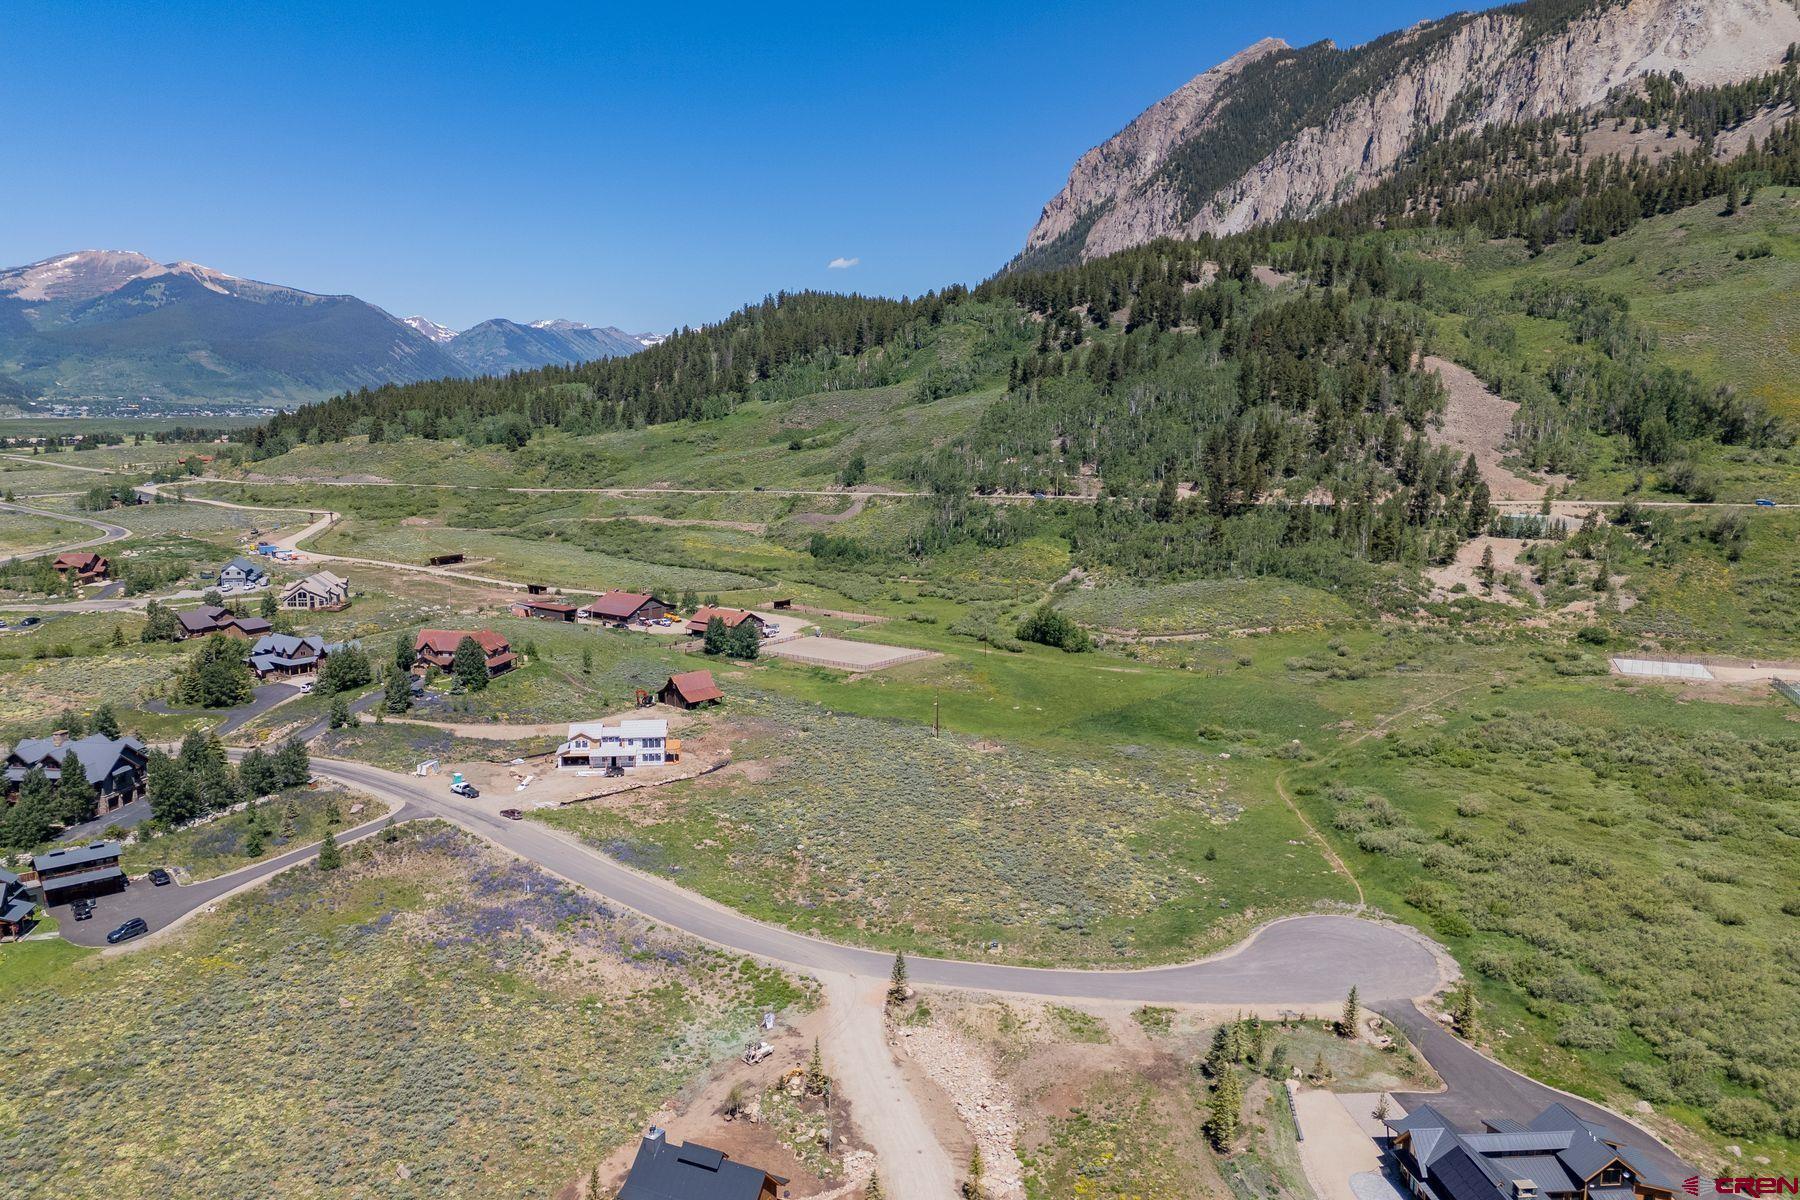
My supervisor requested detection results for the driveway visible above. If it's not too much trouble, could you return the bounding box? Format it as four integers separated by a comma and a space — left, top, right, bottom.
59, 796, 156, 842
144, 681, 302, 736
52, 799, 420, 948
1377, 1000, 1693, 1181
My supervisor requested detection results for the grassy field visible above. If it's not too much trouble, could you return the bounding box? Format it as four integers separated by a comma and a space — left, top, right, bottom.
539, 691, 1355, 965
0, 507, 89, 553
1055, 577, 1354, 637
1293, 677, 1800, 1168
117, 788, 372, 880
0, 822, 804, 1200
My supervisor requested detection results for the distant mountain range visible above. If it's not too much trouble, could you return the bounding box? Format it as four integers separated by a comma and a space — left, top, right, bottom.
0, 250, 655, 408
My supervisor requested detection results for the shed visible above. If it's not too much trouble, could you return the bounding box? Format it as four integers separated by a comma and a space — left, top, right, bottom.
660, 670, 724, 709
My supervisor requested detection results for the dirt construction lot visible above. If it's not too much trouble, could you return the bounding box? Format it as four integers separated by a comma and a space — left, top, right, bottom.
763, 636, 938, 672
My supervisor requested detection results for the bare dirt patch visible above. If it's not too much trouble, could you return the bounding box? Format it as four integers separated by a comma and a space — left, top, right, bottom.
1424, 356, 1551, 502
764, 636, 938, 672
1426, 535, 1541, 606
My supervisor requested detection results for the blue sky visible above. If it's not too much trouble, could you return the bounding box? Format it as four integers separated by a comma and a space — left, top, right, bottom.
3, 1, 1463, 332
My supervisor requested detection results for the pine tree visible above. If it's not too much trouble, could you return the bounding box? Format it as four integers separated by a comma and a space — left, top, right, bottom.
394, 631, 415, 674
1340, 985, 1360, 1038
451, 635, 490, 691
91, 703, 120, 738
1450, 981, 1479, 1040
805, 1039, 828, 1096
1, 767, 59, 847
888, 951, 909, 1004
586, 1165, 601, 1199
317, 828, 342, 872
328, 695, 351, 729
55, 752, 96, 827
703, 617, 729, 656
1205, 1066, 1242, 1150
865, 1174, 885, 1200
384, 667, 413, 714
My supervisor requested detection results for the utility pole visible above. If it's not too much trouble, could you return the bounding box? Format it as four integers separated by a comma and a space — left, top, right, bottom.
932, 694, 940, 736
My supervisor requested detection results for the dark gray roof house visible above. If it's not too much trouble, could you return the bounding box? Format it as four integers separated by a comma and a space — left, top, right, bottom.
219, 556, 268, 586
30, 840, 126, 900
0, 866, 37, 934
617, 1129, 784, 1200
6, 733, 148, 806
245, 633, 328, 676
1388, 1103, 1679, 1200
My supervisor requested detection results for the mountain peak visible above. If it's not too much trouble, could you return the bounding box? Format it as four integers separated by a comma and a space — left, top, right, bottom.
403, 315, 459, 344
1017, 0, 1800, 268
0, 249, 162, 302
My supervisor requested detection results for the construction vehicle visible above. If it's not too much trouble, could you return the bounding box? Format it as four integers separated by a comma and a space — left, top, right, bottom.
742, 1041, 774, 1065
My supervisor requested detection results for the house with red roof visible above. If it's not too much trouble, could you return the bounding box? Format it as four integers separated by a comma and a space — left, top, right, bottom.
684, 607, 770, 638
413, 629, 515, 677
580, 590, 672, 626
52, 550, 109, 583
660, 670, 724, 709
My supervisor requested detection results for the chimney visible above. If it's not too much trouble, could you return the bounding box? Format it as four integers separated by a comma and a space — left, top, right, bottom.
645, 1126, 665, 1145
1511, 1182, 1538, 1200
51, 729, 67, 747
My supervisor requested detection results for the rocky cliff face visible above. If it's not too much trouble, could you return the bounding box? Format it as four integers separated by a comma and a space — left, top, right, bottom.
1020, 0, 1800, 265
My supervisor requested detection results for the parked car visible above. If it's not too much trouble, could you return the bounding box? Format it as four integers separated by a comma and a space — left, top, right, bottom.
1755, 498, 1776, 507
147, 868, 172, 887
71, 899, 95, 921
105, 917, 149, 944
19, 616, 39, 627
499, 808, 524, 820
450, 781, 479, 799
298, 681, 314, 694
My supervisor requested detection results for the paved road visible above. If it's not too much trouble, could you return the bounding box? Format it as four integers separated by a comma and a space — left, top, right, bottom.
1379, 1000, 1693, 1182
0, 499, 132, 565
311, 757, 1447, 1003
59, 753, 1690, 1178
51, 799, 418, 947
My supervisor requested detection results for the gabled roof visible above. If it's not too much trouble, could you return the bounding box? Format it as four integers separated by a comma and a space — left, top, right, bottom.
1396, 1100, 1681, 1199
221, 555, 266, 576
664, 670, 723, 703
416, 628, 510, 655
617, 1131, 783, 1200
283, 570, 350, 596
54, 550, 103, 570
586, 590, 664, 618
687, 606, 761, 630
32, 840, 123, 873
178, 606, 228, 633
9, 735, 146, 783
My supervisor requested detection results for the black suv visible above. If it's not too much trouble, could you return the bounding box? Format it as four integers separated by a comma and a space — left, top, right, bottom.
106, 917, 149, 944
70, 899, 95, 921
147, 868, 172, 886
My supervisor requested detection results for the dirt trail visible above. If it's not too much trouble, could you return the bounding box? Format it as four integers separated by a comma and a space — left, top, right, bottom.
1424, 356, 1549, 502
818, 974, 956, 1200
